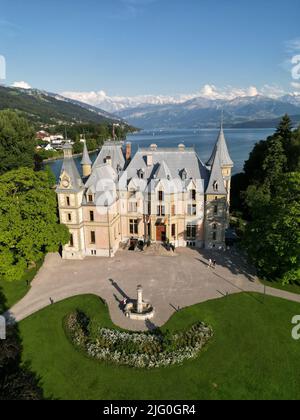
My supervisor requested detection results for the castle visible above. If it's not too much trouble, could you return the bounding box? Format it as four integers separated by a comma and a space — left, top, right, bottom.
56, 125, 233, 259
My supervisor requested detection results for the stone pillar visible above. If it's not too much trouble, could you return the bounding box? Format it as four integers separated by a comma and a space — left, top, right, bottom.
137, 285, 143, 313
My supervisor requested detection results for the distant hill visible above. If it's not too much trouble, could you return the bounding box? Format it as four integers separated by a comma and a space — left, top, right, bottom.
230, 114, 300, 129
116, 95, 300, 129
0, 86, 124, 127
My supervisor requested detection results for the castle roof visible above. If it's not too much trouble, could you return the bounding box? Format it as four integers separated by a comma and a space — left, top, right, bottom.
205, 151, 227, 195
125, 145, 209, 188
81, 141, 92, 166
56, 155, 84, 193
206, 126, 233, 167
93, 141, 125, 171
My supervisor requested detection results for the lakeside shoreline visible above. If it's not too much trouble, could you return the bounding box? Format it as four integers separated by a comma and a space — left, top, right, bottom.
42, 148, 100, 163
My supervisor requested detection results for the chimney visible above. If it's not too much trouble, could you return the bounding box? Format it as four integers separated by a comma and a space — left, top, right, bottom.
150, 143, 157, 152
147, 154, 153, 166
105, 155, 112, 166
126, 142, 131, 161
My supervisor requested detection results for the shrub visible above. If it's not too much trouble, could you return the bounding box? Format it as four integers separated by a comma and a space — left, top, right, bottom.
66, 311, 213, 369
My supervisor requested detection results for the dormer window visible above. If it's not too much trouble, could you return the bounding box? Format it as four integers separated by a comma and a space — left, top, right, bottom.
138, 169, 144, 179
88, 194, 93, 203
181, 169, 187, 181
213, 181, 218, 192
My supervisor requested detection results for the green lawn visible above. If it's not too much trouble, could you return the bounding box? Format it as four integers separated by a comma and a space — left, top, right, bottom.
19, 293, 300, 400
0, 259, 44, 310
260, 279, 300, 295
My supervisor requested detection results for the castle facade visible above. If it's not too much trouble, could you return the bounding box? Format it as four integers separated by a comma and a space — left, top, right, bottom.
56, 126, 233, 259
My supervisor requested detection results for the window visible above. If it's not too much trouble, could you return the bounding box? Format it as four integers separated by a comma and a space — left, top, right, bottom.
172, 224, 176, 237
191, 189, 196, 200
214, 205, 218, 215
90, 211, 94, 222
187, 224, 196, 239
69, 234, 74, 247
129, 189, 136, 198
66, 196, 70, 206
67, 213, 72, 222
157, 205, 165, 216
213, 223, 217, 230
90, 231, 96, 244
187, 204, 197, 216
128, 202, 138, 213
213, 181, 218, 192
171, 204, 176, 216
88, 194, 93, 203
91, 250, 97, 256
213, 232, 217, 241
129, 219, 138, 235
158, 190, 164, 201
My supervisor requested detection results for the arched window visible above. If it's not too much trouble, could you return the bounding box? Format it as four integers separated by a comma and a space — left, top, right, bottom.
213, 181, 218, 192
138, 169, 144, 179
181, 169, 187, 181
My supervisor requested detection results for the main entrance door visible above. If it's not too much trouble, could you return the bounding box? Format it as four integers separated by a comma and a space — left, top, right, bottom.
156, 225, 166, 242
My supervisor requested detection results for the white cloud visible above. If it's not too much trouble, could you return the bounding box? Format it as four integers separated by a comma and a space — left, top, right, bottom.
61, 83, 289, 113
291, 82, 300, 90
285, 38, 300, 52
11, 81, 31, 89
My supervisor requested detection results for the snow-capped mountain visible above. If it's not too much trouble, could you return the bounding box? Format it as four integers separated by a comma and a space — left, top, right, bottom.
115, 95, 300, 129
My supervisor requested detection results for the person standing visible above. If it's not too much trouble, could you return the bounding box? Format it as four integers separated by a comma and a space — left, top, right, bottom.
208, 258, 212, 268
213, 259, 216, 269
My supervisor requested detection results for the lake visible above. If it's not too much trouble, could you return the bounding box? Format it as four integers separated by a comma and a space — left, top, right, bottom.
47, 128, 275, 180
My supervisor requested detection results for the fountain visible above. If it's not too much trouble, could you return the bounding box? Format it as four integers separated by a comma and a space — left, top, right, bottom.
125, 285, 155, 321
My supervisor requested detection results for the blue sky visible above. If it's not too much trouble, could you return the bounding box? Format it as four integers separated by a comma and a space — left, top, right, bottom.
1, 0, 300, 98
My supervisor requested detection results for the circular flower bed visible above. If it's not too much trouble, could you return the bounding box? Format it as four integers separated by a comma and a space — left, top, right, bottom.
65, 310, 213, 369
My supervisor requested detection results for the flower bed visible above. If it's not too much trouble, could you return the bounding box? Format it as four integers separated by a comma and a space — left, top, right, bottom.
65, 310, 213, 369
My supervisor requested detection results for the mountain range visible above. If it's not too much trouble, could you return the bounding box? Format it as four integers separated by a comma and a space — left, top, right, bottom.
0, 85, 123, 127
113, 94, 300, 129
1, 84, 300, 130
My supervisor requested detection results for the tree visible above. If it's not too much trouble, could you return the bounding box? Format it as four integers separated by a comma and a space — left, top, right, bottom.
0, 167, 70, 281
275, 114, 293, 141
0, 287, 43, 400
243, 173, 300, 283
262, 136, 287, 186
0, 110, 36, 175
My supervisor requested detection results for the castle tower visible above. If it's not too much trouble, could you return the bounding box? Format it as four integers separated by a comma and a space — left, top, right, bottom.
81, 140, 92, 177
204, 121, 234, 249
56, 144, 85, 259
206, 121, 234, 204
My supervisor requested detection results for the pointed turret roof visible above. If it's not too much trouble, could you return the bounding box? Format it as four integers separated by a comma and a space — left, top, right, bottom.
205, 151, 227, 195
206, 124, 233, 167
81, 141, 92, 166
56, 144, 84, 193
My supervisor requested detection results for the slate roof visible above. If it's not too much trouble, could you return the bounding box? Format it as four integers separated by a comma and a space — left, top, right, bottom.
206, 126, 233, 167
93, 141, 125, 171
81, 141, 92, 166
56, 145, 84, 193
84, 163, 118, 206
205, 151, 227, 195
125, 146, 209, 189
